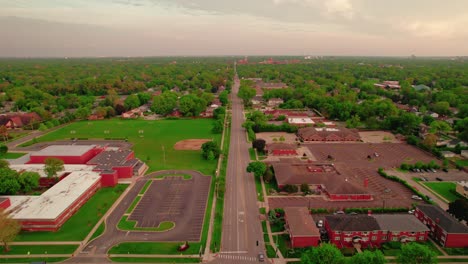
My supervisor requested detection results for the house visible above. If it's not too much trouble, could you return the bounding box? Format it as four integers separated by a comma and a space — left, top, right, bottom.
461, 150, 468, 159
428, 112, 440, 119
298, 127, 361, 142
284, 207, 320, 248
267, 98, 284, 107
325, 214, 429, 249
0, 112, 42, 129
374, 81, 401, 90
441, 151, 456, 158
272, 163, 372, 201
122, 108, 143, 119
415, 204, 468, 247
251, 95, 264, 105
455, 181, 468, 198
447, 140, 467, 148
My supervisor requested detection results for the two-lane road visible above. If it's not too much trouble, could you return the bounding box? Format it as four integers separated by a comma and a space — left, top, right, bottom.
218, 65, 264, 261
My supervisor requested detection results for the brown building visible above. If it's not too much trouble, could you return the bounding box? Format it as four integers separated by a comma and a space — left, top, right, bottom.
298, 127, 361, 142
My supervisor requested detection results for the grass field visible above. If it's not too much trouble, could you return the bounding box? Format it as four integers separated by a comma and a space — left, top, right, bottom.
117, 216, 174, 232
109, 242, 202, 255
15, 184, 128, 241
0, 245, 77, 255
111, 257, 200, 263
0, 257, 67, 263
0, 152, 26, 159
424, 182, 459, 202
90, 222, 105, 240
248, 148, 256, 160
23, 119, 221, 175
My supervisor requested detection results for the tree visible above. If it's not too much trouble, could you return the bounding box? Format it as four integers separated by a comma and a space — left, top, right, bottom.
432, 101, 450, 116
252, 139, 266, 153
124, 94, 141, 110
75, 106, 91, 120
201, 141, 221, 160
301, 243, 344, 264
17, 172, 40, 193
0, 126, 8, 143
283, 184, 298, 193
212, 120, 223, 134
238, 85, 256, 106
137, 92, 151, 105
246, 161, 267, 178
44, 157, 64, 178
213, 107, 226, 120
219, 90, 229, 105
0, 168, 21, 195
396, 243, 437, 264
0, 159, 9, 169
448, 199, 468, 222
429, 121, 451, 134
351, 250, 386, 264
0, 210, 21, 252
300, 183, 310, 194
151, 91, 178, 116
422, 134, 438, 149
263, 166, 274, 183
0, 145, 7, 155
455, 117, 468, 141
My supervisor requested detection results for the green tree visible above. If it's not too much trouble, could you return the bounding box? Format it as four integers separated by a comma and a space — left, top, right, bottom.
351, 250, 386, 264
252, 139, 266, 153
432, 101, 450, 116
151, 91, 178, 116
0, 168, 21, 195
17, 172, 40, 193
137, 92, 151, 105
44, 157, 64, 178
300, 183, 310, 194
238, 85, 256, 106
219, 90, 229, 105
246, 161, 267, 178
75, 106, 91, 120
0, 145, 8, 155
212, 120, 223, 134
301, 243, 344, 264
124, 94, 141, 110
263, 167, 274, 183
201, 141, 221, 160
397, 243, 437, 264
455, 117, 468, 141
0, 160, 9, 169
429, 121, 451, 134
0, 210, 21, 252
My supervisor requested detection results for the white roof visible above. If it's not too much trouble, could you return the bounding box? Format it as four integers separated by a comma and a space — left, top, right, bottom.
10, 164, 96, 178
31, 145, 96, 157
3, 171, 101, 220
315, 128, 340, 131
288, 118, 315, 124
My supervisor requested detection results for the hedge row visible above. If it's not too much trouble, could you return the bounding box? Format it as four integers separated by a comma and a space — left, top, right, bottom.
378, 168, 433, 204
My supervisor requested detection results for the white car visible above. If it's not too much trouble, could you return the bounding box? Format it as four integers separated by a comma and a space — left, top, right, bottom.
408, 209, 415, 214
411, 195, 423, 200
317, 220, 323, 228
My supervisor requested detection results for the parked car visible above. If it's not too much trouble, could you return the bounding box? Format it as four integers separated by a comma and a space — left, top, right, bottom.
431, 169, 437, 173
334, 210, 345, 215
258, 252, 265, 262
411, 195, 423, 200
317, 220, 323, 228
408, 209, 415, 214
436, 177, 443, 181
349, 212, 358, 215
420, 177, 427, 181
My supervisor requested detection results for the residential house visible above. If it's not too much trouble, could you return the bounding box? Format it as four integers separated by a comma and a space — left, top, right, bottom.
441, 151, 456, 158
0, 112, 42, 129
415, 204, 468, 247
267, 98, 284, 108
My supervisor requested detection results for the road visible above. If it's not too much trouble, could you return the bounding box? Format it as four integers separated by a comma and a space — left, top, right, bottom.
214, 64, 265, 262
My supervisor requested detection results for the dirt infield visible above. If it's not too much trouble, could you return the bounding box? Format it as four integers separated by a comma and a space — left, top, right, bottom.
174, 139, 211, 150
359, 131, 400, 143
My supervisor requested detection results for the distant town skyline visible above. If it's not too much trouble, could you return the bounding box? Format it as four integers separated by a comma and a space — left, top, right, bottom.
1, 0, 468, 57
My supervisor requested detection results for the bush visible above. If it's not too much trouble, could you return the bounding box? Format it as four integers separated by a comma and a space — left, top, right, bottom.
300, 183, 310, 194
283, 184, 299, 193
0, 145, 8, 155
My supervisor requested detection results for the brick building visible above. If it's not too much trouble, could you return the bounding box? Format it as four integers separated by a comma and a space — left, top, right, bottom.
298, 127, 361, 142
284, 207, 320, 248
415, 204, 468, 247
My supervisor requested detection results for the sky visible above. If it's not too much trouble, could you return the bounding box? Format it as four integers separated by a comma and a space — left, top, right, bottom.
1, 0, 468, 57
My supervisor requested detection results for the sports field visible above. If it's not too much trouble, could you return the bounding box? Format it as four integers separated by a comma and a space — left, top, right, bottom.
27, 119, 221, 174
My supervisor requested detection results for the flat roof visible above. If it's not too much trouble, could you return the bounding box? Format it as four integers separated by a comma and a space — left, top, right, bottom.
10, 164, 96, 178
373, 215, 429, 232
326, 215, 380, 231
31, 145, 96, 157
88, 149, 133, 171
284, 207, 320, 237
288, 118, 314, 124
417, 204, 468, 233
4, 171, 101, 220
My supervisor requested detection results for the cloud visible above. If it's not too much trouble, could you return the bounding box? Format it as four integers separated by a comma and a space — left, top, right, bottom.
324, 0, 354, 19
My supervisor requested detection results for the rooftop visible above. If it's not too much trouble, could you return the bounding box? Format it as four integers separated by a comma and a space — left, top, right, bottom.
373, 215, 429, 232
88, 149, 134, 171
4, 171, 101, 220
288, 118, 315, 124
31, 145, 96, 157
325, 215, 380, 231
284, 207, 320, 237
417, 204, 468, 233
10, 164, 96, 178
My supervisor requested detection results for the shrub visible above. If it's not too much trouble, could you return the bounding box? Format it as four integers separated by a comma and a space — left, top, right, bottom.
283, 184, 298, 193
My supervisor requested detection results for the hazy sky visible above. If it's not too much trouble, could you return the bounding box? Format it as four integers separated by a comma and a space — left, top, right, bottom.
1, 0, 468, 57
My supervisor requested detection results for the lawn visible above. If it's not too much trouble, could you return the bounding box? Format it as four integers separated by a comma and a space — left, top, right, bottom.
444, 247, 468, 255
0, 245, 77, 255
15, 184, 128, 241
274, 234, 305, 258
111, 257, 200, 263
254, 175, 264, 202
21, 119, 221, 175
0, 257, 68, 263
266, 244, 277, 258
0, 152, 26, 159
109, 242, 201, 255
90, 222, 105, 240
126, 196, 142, 214
248, 148, 256, 160
424, 182, 459, 202
455, 159, 468, 168
139, 181, 152, 194
117, 216, 174, 232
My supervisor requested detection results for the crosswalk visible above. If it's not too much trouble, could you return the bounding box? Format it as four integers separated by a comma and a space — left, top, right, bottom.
217, 254, 257, 261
